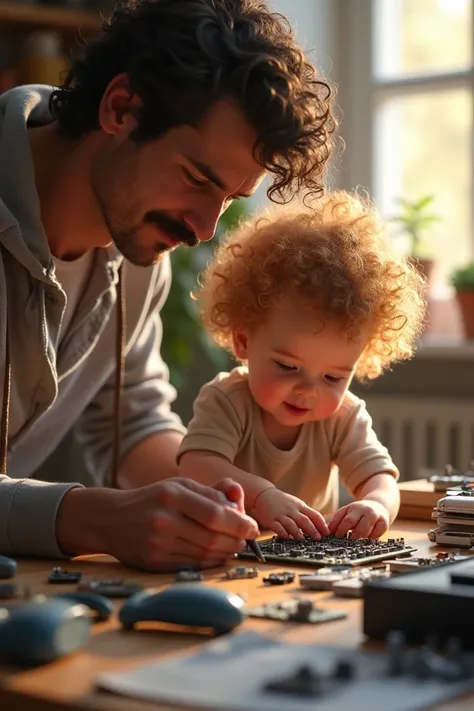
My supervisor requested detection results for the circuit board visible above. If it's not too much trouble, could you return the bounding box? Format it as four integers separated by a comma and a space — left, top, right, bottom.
238, 534, 416, 567
245, 598, 347, 625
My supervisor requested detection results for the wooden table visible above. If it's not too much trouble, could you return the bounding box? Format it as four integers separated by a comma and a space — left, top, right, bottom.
1, 519, 474, 711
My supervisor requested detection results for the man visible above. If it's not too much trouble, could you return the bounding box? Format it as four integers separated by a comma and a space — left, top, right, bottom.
0, 0, 335, 570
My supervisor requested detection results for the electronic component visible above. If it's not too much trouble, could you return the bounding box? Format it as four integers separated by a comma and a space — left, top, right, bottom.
332, 565, 391, 598
48, 567, 82, 584
428, 527, 474, 548
429, 462, 474, 492
262, 571, 295, 585
364, 558, 474, 647
299, 567, 352, 590
389, 552, 469, 574
224, 566, 258, 580
245, 598, 346, 625
175, 569, 204, 582
0, 582, 19, 600
239, 534, 416, 567
77, 579, 143, 597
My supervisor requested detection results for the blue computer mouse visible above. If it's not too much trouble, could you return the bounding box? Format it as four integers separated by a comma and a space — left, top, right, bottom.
0, 555, 17, 579
53, 591, 114, 622
119, 584, 245, 635
0, 597, 91, 665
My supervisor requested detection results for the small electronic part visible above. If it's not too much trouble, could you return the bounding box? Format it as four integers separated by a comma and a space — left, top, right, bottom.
332, 566, 391, 598
175, 569, 204, 583
299, 567, 352, 590
239, 534, 416, 567
224, 566, 258, 580
262, 571, 295, 585
429, 463, 474, 492
264, 658, 356, 697
0, 582, 19, 600
77, 579, 143, 597
264, 664, 326, 697
428, 528, 474, 548
48, 567, 82, 584
245, 598, 346, 625
389, 553, 469, 574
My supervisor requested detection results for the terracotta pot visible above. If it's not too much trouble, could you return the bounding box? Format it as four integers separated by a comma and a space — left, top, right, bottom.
455, 290, 474, 340
409, 257, 435, 292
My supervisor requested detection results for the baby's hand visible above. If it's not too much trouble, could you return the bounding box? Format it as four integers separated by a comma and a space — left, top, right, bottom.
328, 500, 390, 539
253, 489, 330, 540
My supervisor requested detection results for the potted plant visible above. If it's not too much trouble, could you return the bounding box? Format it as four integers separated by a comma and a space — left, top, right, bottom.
451, 263, 474, 340
160, 199, 248, 389
391, 195, 440, 290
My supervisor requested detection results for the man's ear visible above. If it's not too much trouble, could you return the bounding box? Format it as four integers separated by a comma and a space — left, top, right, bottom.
98, 73, 142, 135
233, 329, 249, 360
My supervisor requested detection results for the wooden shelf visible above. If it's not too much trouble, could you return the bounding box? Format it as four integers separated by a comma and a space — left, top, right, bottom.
0, 2, 101, 34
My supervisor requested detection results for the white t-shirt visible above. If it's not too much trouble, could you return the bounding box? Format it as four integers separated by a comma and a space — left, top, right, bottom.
53, 250, 95, 343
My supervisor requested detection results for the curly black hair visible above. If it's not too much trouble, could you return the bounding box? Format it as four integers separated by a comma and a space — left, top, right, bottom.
50, 0, 336, 201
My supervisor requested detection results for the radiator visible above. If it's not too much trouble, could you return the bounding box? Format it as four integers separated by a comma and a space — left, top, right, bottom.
365, 396, 474, 481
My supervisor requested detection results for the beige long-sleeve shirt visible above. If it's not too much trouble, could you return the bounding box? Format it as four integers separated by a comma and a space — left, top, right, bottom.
178, 368, 398, 515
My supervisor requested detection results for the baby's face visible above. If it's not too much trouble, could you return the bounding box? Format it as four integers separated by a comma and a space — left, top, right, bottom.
234, 301, 369, 427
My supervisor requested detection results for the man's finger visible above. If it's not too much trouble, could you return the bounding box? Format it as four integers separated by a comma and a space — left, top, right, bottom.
173, 484, 259, 539
213, 478, 246, 513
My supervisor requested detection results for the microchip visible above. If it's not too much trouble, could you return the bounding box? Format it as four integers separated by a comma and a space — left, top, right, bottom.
77, 579, 143, 597
48, 567, 82, 584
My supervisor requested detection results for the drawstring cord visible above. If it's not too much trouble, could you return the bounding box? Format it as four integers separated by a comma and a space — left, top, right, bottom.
0, 265, 125, 486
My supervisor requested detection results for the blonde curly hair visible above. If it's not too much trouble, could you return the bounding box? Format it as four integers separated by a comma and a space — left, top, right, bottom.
195, 190, 427, 380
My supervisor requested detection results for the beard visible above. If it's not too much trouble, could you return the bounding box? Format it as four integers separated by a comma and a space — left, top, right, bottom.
90, 141, 197, 268
111, 211, 198, 267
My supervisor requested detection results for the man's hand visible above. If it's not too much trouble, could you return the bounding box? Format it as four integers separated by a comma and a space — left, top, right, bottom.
57, 477, 259, 572
252, 488, 330, 540
328, 500, 390, 539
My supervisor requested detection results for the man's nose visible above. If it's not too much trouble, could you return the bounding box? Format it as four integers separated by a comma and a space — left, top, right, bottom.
184, 199, 227, 243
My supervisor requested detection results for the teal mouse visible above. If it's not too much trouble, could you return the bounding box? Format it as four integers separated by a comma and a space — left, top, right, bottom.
0, 555, 17, 579
119, 584, 245, 635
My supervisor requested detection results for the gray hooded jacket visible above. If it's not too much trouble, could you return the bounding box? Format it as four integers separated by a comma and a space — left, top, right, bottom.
0, 85, 185, 558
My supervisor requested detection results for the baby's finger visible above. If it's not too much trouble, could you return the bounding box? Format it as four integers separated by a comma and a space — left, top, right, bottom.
279, 515, 304, 540
350, 515, 375, 539
328, 506, 349, 534
272, 521, 290, 539
333, 511, 362, 538
369, 519, 388, 540
293, 513, 320, 541
303, 507, 330, 537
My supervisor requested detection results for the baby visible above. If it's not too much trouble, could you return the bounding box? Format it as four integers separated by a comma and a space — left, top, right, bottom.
178, 191, 426, 540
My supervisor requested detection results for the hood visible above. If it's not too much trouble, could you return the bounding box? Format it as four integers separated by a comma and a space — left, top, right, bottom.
0, 85, 57, 279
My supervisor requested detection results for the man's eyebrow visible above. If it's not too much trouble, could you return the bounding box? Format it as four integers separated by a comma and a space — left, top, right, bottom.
187, 157, 253, 198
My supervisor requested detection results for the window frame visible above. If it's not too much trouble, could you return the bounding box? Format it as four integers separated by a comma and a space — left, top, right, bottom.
337, 0, 474, 241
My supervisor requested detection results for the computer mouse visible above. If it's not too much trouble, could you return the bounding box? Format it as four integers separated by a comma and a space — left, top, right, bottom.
119, 584, 245, 635
0, 555, 17, 579
0, 597, 91, 665
53, 591, 114, 622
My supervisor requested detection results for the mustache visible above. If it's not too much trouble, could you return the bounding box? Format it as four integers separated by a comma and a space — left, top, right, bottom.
144, 211, 198, 247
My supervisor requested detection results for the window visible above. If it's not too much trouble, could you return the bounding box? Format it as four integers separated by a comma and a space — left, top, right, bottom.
339, 0, 473, 292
